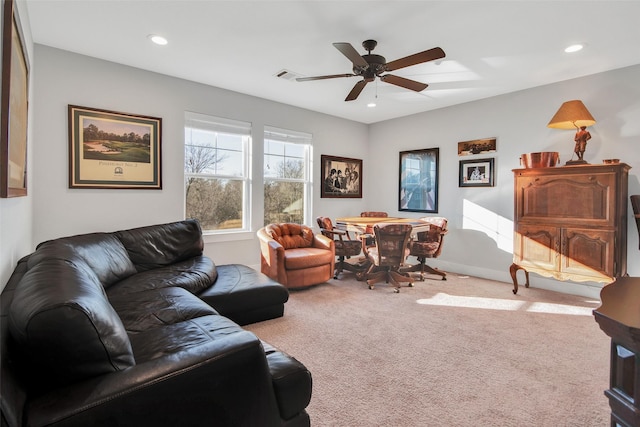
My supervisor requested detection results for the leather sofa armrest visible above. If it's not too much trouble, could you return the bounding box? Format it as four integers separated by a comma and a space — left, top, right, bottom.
25, 331, 281, 427
312, 233, 334, 252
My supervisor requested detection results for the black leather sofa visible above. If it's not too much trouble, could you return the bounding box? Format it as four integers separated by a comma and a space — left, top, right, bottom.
0, 220, 312, 426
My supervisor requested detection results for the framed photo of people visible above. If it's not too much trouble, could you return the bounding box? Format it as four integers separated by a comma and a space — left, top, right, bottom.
320, 155, 362, 198
68, 105, 162, 189
459, 157, 495, 187
399, 148, 439, 213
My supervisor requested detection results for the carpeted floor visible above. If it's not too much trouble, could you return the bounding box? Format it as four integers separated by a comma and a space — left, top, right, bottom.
245, 271, 611, 427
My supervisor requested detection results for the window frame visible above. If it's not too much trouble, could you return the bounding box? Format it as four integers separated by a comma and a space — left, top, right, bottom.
263, 126, 313, 226
184, 111, 252, 235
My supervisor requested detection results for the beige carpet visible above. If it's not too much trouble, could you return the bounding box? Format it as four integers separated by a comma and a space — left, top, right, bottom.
245, 271, 611, 426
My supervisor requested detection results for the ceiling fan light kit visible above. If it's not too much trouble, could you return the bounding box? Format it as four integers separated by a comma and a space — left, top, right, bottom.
296, 39, 445, 101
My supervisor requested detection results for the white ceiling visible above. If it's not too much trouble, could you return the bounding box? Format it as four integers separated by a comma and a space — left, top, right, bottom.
25, 1, 640, 124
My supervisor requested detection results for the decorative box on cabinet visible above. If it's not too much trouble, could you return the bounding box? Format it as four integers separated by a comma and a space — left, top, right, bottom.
510, 163, 630, 294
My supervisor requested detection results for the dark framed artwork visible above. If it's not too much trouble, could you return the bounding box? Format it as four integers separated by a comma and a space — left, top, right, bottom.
68, 105, 162, 189
0, 0, 29, 198
320, 154, 362, 198
457, 137, 497, 156
399, 148, 439, 213
459, 157, 495, 187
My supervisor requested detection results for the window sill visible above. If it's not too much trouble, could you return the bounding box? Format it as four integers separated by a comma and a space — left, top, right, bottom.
203, 230, 255, 244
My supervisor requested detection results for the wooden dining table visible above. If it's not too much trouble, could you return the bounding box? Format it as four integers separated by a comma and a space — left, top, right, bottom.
335, 216, 434, 235
335, 216, 435, 282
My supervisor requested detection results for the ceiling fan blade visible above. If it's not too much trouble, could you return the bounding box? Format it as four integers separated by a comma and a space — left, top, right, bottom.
296, 73, 356, 82
380, 74, 428, 92
345, 79, 369, 101
333, 42, 369, 68
385, 47, 445, 71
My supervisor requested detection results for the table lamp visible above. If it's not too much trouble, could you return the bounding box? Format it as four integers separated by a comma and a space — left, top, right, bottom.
547, 100, 596, 165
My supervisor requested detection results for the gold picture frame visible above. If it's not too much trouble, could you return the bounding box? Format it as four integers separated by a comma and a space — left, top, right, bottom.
0, 0, 29, 198
68, 105, 162, 189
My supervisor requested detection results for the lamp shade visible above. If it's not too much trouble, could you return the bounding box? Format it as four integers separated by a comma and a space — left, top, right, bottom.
547, 100, 596, 129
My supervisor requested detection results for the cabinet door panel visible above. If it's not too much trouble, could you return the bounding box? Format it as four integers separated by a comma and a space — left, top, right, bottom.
517, 173, 615, 226
562, 228, 614, 278
514, 225, 558, 270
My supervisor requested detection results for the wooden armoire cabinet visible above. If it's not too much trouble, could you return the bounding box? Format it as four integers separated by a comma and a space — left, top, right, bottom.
510, 163, 630, 294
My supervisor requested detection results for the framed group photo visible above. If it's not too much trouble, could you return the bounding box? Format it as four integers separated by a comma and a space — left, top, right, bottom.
68, 105, 162, 189
399, 147, 439, 213
459, 158, 495, 187
320, 154, 362, 198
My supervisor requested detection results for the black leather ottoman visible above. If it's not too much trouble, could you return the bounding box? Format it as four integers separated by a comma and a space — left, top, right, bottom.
198, 264, 290, 325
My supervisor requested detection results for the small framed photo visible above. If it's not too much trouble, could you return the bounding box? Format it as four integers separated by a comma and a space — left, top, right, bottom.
459, 158, 495, 187
321, 154, 362, 198
399, 147, 439, 213
457, 137, 497, 156
68, 105, 162, 189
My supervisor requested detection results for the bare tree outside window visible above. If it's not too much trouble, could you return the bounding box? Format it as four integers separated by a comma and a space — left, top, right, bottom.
184, 119, 248, 231
264, 159, 304, 225
263, 132, 311, 226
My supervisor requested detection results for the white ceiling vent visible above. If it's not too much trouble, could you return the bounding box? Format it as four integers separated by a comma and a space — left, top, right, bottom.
275, 69, 302, 82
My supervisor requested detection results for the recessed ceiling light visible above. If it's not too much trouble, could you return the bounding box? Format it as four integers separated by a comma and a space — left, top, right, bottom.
367, 102, 376, 108
564, 44, 583, 53
148, 34, 168, 46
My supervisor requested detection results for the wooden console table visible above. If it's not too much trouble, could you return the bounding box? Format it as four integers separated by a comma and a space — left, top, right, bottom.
593, 277, 640, 427
510, 163, 630, 294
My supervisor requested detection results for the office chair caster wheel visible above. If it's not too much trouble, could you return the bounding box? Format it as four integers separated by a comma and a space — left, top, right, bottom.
394, 288, 400, 293
368, 285, 374, 290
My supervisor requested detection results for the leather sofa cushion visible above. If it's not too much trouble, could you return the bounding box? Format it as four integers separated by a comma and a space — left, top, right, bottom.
106, 256, 216, 297
265, 223, 314, 249
28, 233, 137, 288
8, 258, 135, 387
128, 315, 246, 363
262, 342, 312, 420
115, 219, 205, 272
109, 287, 217, 333
284, 247, 335, 270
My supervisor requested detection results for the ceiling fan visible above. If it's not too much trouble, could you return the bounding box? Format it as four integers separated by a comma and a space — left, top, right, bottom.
296, 40, 445, 101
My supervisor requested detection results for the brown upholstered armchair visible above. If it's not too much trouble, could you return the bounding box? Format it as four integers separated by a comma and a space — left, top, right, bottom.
363, 223, 414, 293
258, 223, 335, 288
316, 216, 365, 279
403, 216, 448, 280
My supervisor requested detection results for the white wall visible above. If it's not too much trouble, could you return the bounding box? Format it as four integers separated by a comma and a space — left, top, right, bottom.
28, 45, 369, 270
2, 41, 638, 298
0, 1, 34, 289
369, 64, 640, 297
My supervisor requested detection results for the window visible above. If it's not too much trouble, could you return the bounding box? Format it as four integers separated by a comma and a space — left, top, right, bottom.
184, 112, 251, 232
263, 126, 312, 226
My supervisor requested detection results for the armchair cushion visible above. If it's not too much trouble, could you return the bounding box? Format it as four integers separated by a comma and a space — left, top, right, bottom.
265, 223, 314, 249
